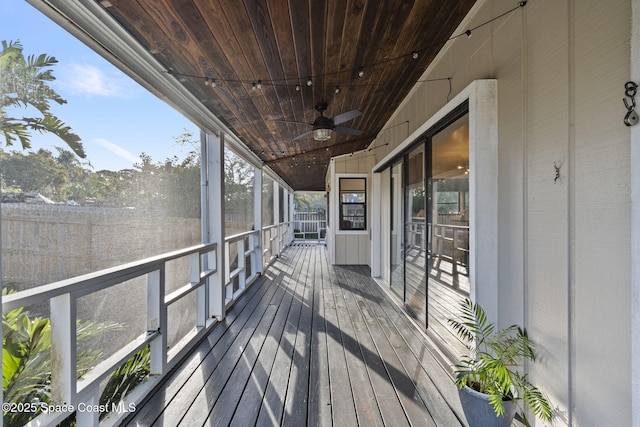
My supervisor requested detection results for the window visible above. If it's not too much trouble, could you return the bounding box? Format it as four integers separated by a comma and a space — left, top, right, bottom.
339, 177, 366, 230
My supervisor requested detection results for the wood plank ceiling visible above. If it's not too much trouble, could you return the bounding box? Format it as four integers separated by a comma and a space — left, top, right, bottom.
100, 0, 477, 191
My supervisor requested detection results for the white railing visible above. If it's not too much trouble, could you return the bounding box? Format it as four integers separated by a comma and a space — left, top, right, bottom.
293, 211, 326, 243
406, 219, 470, 267
1, 221, 291, 427
261, 221, 292, 267
406, 218, 428, 253
2, 243, 218, 426
224, 230, 261, 308
432, 223, 470, 267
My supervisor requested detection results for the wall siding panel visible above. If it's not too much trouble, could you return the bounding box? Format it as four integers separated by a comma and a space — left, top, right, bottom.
358, 0, 633, 424
573, 0, 631, 424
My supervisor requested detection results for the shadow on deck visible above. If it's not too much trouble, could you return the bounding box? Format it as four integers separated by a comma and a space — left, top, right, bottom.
124, 244, 465, 426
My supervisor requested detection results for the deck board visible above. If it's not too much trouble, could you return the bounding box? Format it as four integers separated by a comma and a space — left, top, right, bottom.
123, 244, 464, 427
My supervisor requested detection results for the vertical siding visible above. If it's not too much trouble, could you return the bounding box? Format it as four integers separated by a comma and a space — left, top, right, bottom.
359, 0, 633, 424
524, 0, 572, 419
573, 0, 631, 425
493, 2, 525, 328
330, 155, 374, 265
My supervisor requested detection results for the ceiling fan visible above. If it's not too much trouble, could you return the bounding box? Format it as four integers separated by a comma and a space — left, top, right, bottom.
277, 103, 363, 141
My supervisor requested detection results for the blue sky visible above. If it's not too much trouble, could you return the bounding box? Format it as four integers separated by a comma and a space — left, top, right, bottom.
1, 0, 198, 171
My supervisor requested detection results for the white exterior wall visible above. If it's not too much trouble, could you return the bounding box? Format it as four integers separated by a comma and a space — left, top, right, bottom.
336, 0, 632, 424
327, 153, 374, 265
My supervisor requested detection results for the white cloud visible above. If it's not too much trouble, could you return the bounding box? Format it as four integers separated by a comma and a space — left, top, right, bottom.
94, 138, 139, 164
58, 63, 133, 98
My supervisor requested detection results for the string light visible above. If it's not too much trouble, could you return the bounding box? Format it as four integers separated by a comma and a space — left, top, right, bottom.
166, 2, 526, 91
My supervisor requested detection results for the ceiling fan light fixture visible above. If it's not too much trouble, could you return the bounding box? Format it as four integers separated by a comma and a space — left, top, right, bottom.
313, 128, 332, 141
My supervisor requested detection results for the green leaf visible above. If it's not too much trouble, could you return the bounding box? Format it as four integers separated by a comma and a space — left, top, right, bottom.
1, 39, 85, 158
449, 299, 555, 424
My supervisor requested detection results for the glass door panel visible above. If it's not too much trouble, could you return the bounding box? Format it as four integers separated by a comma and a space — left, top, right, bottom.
427, 116, 470, 360
390, 160, 404, 298
404, 144, 426, 325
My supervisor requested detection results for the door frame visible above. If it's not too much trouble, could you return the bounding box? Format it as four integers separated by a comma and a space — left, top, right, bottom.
372, 79, 499, 323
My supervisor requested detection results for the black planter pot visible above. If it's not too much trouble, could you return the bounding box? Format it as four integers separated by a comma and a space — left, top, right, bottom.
458, 386, 517, 427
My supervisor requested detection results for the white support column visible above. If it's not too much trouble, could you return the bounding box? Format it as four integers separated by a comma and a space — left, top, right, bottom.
289, 191, 295, 244
199, 130, 210, 322
50, 293, 76, 405
254, 168, 264, 271
370, 172, 382, 277
147, 268, 166, 376
273, 182, 281, 255
206, 131, 226, 321
469, 80, 499, 323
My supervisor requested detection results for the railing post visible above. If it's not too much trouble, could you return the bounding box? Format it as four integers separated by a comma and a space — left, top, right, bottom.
238, 238, 246, 291
249, 232, 258, 278
254, 166, 263, 275
75, 386, 100, 427
191, 252, 206, 328
50, 293, 76, 406
147, 268, 167, 375
224, 241, 231, 303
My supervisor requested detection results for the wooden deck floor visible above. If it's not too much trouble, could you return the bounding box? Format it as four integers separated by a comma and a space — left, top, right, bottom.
124, 244, 465, 427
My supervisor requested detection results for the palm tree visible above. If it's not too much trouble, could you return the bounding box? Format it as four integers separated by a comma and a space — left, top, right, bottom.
0, 40, 85, 158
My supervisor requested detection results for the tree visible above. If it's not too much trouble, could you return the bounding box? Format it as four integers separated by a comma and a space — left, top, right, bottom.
0, 148, 69, 196
0, 40, 84, 158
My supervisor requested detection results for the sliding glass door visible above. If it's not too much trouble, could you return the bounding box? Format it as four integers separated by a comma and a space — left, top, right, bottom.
388, 112, 470, 360
404, 144, 427, 325
390, 160, 404, 298
426, 116, 470, 359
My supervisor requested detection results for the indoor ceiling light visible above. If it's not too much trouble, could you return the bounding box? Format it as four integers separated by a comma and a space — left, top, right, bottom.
313, 128, 332, 141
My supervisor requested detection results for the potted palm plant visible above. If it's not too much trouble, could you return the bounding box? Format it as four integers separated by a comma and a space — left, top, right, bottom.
448, 298, 553, 427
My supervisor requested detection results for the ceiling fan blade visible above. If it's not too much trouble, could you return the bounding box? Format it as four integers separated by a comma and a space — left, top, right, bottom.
334, 126, 363, 136
332, 109, 362, 125
291, 130, 314, 141
272, 119, 312, 126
